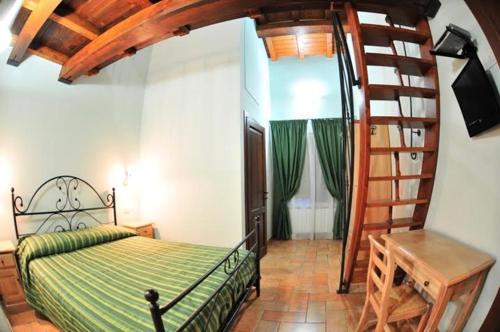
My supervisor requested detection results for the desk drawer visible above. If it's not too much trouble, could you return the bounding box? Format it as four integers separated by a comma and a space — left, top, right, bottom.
395, 251, 440, 299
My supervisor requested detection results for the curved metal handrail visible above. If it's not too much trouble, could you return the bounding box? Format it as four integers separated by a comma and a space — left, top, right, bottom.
333, 12, 357, 294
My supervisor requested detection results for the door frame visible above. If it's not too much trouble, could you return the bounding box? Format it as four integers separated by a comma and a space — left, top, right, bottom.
244, 113, 268, 257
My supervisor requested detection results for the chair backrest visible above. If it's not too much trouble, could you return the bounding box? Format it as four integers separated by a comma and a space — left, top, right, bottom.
366, 235, 397, 314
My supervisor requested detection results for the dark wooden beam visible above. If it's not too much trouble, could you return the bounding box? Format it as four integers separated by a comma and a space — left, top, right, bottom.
59, 0, 333, 83
173, 25, 191, 37
8, 0, 62, 66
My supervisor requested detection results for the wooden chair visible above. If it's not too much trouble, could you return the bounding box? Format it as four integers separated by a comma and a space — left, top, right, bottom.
356, 235, 431, 332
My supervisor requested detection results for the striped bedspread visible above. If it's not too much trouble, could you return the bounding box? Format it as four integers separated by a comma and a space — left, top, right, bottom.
16, 226, 255, 332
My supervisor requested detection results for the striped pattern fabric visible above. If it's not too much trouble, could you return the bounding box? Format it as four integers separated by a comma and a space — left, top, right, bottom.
16, 226, 255, 332
17, 225, 136, 286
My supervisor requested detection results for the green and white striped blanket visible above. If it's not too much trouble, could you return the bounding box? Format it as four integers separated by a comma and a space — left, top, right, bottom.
16, 225, 255, 332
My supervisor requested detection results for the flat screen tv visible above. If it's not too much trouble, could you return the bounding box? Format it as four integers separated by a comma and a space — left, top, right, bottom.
452, 55, 500, 137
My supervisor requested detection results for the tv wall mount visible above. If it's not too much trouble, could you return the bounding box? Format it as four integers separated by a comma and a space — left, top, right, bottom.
431, 24, 477, 59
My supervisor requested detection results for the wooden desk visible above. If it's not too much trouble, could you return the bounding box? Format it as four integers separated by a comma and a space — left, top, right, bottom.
382, 230, 495, 332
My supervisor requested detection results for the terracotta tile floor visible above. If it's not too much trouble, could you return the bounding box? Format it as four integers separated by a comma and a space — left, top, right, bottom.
7, 239, 376, 332
7, 309, 60, 332
232, 239, 368, 332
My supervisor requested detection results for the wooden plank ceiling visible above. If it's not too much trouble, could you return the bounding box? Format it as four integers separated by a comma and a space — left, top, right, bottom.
8, 0, 433, 83
253, 8, 337, 61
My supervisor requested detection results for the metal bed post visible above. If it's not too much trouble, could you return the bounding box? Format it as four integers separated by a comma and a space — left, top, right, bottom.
11, 188, 19, 239
112, 187, 117, 226
145, 289, 166, 332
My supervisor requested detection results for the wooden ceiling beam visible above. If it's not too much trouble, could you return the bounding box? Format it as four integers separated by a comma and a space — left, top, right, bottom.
8, 0, 62, 66
256, 20, 333, 38
11, 34, 69, 65
23, 0, 101, 41
47, 10, 100, 41
59, 0, 333, 83
248, 9, 267, 24
27, 44, 69, 64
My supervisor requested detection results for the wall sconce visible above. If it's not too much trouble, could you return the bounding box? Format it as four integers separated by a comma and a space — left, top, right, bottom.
123, 170, 132, 187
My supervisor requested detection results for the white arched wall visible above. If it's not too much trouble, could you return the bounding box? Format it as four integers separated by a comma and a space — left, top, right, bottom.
138, 19, 271, 247
425, 0, 500, 330
0, 47, 151, 242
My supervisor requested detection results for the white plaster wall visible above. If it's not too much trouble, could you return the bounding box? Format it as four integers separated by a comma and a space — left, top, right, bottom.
425, 0, 500, 330
269, 56, 341, 120
241, 18, 272, 239
0, 48, 151, 242
139, 20, 244, 247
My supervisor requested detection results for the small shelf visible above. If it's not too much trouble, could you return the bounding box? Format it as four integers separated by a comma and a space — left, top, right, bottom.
363, 218, 424, 230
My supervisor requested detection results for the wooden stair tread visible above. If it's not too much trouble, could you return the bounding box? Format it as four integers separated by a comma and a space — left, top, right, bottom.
354, 258, 369, 269
370, 146, 436, 154
359, 240, 370, 251
360, 24, 429, 47
354, 4, 423, 27
351, 270, 367, 284
365, 53, 435, 76
370, 116, 437, 128
366, 199, 429, 207
342, 4, 439, 292
369, 173, 434, 181
369, 84, 437, 100
363, 218, 424, 231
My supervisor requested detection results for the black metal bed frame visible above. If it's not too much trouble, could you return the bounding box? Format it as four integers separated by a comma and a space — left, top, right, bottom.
11, 175, 117, 239
11, 175, 261, 332
145, 221, 261, 332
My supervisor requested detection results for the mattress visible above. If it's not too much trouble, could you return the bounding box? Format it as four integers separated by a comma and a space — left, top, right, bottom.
16, 226, 255, 332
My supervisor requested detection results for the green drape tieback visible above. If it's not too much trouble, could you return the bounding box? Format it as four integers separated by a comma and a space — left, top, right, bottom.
271, 120, 307, 240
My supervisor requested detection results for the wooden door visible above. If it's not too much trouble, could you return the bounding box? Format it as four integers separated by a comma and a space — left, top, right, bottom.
244, 115, 267, 257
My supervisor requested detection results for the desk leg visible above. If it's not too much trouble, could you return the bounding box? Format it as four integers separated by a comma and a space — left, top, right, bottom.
449, 271, 487, 332
425, 287, 454, 332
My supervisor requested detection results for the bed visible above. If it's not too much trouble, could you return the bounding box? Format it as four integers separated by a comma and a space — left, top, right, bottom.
11, 176, 261, 332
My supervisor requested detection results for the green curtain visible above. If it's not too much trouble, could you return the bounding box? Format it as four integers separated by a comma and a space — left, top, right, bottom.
312, 119, 344, 239
271, 120, 307, 240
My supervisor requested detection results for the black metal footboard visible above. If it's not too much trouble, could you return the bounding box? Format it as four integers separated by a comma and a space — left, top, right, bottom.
144, 221, 261, 332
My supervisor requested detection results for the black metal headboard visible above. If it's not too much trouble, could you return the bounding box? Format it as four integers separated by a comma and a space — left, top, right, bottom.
11, 175, 117, 239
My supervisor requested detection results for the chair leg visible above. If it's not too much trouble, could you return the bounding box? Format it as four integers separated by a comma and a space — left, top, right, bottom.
374, 313, 388, 332
416, 306, 431, 332
355, 299, 371, 332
